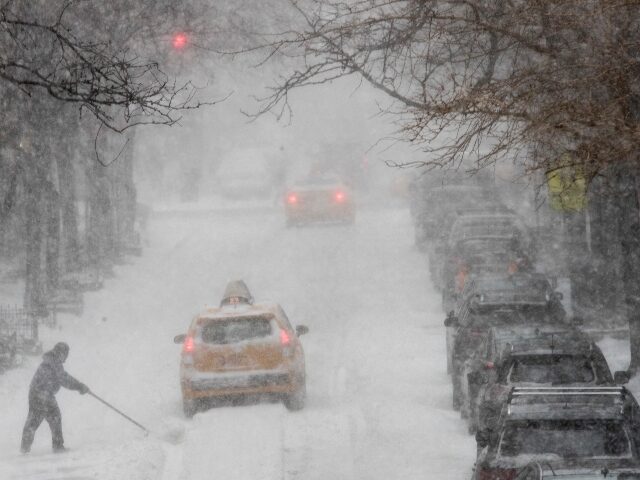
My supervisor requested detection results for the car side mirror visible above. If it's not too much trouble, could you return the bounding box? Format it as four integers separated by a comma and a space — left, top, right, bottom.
444, 314, 459, 328
296, 325, 309, 337
174, 334, 186, 344
615, 370, 631, 385
475, 429, 491, 448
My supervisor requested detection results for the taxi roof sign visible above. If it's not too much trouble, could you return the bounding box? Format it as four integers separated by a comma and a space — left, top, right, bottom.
220, 280, 254, 306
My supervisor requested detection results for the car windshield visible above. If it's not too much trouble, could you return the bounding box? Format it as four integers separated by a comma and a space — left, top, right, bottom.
200, 316, 273, 344
508, 355, 595, 384
468, 308, 550, 328
499, 420, 631, 459
456, 238, 513, 256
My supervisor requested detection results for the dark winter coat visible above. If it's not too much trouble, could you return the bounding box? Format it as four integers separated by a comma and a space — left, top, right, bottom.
29, 349, 84, 402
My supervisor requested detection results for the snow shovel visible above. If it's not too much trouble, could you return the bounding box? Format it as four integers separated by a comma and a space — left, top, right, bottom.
88, 390, 184, 444
88, 391, 149, 435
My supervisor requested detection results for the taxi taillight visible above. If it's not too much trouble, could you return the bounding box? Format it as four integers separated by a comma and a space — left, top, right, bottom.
287, 193, 298, 204
280, 329, 291, 346
183, 336, 195, 353
334, 191, 346, 202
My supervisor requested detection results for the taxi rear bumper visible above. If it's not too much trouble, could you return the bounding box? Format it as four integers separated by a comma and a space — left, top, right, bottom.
181, 369, 300, 399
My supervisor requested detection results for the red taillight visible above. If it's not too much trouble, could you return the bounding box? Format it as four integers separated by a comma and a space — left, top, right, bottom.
335, 191, 346, 202
280, 329, 291, 346
485, 361, 495, 370
183, 336, 195, 353
477, 468, 516, 480
287, 193, 298, 204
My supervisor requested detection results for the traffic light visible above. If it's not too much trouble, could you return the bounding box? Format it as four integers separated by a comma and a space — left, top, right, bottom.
172, 33, 188, 50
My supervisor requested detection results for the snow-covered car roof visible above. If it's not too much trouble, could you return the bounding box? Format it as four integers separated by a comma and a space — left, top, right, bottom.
467, 273, 553, 307
491, 325, 590, 354
195, 302, 281, 323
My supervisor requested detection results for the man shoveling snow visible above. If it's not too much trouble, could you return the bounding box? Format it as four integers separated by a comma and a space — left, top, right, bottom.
20, 342, 89, 453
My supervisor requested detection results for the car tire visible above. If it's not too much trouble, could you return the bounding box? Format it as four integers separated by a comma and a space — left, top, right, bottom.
183, 399, 197, 419
284, 381, 306, 411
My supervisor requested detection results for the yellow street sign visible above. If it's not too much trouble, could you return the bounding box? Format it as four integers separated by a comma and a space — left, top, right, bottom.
546, 155, 587, 212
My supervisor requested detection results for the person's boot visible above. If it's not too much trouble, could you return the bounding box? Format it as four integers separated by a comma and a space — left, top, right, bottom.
53, 445, 68, 453
20, 447, 30, 454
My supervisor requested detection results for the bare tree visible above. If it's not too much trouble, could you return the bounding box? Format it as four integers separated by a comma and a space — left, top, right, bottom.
0, 1, 211, 131
252, 0, 640, 370
253, 1, 640, 175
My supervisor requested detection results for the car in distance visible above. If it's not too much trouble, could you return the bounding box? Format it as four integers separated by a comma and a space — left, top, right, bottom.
174, 281, 309, 417
284, 175, 355, 226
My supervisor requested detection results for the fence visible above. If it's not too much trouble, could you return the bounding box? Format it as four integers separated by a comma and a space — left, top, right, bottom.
0, 305, 55, 354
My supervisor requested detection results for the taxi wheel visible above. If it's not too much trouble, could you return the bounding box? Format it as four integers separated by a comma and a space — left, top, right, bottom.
183, 399, 197, 418
284, 381, 306, 411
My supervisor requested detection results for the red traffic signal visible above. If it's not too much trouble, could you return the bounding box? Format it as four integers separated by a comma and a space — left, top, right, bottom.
172, 33, 188, 50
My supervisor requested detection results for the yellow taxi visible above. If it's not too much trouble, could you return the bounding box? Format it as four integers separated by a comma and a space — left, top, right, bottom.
174, 281, 309, 417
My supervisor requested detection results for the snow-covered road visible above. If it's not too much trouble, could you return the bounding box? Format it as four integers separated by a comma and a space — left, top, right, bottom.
1, 203, 482, 479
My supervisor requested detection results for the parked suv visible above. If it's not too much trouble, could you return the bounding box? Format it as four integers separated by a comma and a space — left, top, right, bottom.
461, 324, 622, 434
441, 237, 516, 312
475, 387, 640, 480
445, 273, 565, 376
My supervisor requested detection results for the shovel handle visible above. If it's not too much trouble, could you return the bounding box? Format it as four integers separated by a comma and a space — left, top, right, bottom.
88, 391, 149, 434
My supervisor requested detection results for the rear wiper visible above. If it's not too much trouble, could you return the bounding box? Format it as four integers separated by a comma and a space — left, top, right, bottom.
544, 462, 557, 476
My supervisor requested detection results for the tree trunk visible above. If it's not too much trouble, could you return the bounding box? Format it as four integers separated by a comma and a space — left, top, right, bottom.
44, 183, 60, 291
56, 152, 80, 272
616, 165, 640, 372
23, 154, 47, 315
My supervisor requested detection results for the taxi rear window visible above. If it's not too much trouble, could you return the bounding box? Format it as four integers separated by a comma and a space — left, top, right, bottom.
201, 316, 273, 344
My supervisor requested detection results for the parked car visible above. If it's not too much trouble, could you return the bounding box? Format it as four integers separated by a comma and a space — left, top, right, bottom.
441, 237, 516, 312
447, 210, 531, 251
474, 387, 640, 480
413, 184, 500, 251
435, 209, 532, 282
284, 175, 355, 226
462, 324, 621, 434
445, 273, 565, 376
174, 281, 309, 417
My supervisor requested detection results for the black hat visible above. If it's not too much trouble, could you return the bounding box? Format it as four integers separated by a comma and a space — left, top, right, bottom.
52, 342, 69, 362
